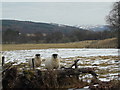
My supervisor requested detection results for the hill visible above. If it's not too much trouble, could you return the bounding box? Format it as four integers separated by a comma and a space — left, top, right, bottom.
1, 20, 117, 44
78, 25, 112, 31
1, 19, 84, 34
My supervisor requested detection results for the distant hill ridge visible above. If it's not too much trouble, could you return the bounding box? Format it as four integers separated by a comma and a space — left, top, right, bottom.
1, 19, 85, 34
1, 19, 117, 44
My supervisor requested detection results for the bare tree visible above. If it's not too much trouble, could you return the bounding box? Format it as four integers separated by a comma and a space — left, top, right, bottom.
106, 1, 120, 28
106, 1, 120, 48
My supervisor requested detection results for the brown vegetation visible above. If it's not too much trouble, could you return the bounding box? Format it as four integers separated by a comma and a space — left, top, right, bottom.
2, 60, 98, 89
2, 38, 118, 51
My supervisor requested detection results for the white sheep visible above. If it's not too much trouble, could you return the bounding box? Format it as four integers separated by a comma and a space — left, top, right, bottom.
28, 54, 41, 68
45, 54, 60, 70
34, 54, 42, 67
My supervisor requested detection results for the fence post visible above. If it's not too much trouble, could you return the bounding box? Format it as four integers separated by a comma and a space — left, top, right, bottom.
2, 56, 5, 67
32, 58, 35, 70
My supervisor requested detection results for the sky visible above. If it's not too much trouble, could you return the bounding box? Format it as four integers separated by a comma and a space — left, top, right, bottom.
2, 2, 114, 26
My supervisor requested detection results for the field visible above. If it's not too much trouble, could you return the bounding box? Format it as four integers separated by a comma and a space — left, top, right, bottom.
2, 48, 119, 89
2, 38, 118, 51
1, 38, 119, 89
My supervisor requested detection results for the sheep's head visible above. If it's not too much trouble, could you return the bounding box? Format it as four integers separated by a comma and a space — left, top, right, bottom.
35, 54, 40, 58
52, 54, 58, 59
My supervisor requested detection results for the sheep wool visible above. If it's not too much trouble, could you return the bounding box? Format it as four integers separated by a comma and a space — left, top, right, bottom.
34, 54, 41, 67
28, 54, 41, 68
45, 54, 60, 69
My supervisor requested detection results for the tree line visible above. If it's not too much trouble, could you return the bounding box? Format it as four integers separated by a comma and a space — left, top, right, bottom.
2, 28, 117, 44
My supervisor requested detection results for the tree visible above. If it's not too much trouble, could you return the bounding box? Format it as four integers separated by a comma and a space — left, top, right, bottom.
106, 1, 120, 27
3, 29, 19, 44
46, 31, 64, 43
32, 32, 44, 43
106, 1, 120, 48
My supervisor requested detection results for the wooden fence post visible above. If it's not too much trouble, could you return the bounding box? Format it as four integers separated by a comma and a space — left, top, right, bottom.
32, 58, 35, 70
2, 56, 5, 67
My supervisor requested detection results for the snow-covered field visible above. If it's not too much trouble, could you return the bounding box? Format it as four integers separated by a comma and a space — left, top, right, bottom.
2, 48, 118, 63
2, 48, 120, 82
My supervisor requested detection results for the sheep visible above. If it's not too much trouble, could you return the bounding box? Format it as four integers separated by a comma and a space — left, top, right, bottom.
45, 54, 60, 70
34, 54, 42, 67
28, 54, 41, 69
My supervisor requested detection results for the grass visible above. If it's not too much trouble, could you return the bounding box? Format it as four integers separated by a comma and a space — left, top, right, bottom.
1, 38, 118, 51
2, 55, 119, 88
65, 55, 119, 76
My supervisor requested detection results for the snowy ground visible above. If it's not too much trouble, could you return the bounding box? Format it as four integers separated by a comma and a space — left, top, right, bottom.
2, 48, 118, 63
1, 48, 120, 82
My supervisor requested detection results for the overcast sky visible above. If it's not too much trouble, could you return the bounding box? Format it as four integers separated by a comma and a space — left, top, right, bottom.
2, 2, 114, 26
